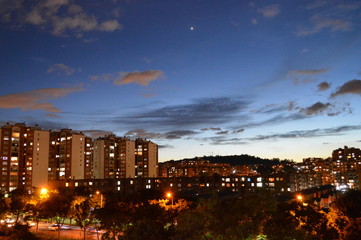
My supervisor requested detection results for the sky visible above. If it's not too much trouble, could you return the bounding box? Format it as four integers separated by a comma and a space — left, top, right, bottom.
1, 0, 361, 162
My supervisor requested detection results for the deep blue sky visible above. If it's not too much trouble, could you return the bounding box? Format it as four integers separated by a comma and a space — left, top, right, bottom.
1, 0, 361, 162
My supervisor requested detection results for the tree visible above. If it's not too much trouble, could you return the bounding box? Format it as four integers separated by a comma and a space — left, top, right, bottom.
95, 201, 134, 239
328, 190, 361, 240
9, 188, 29, 223
73, 198, 94, 240
25, 200, 47, 234
122, 203, 175, 240
43, 190, 73, 239
0, 195, 9, 221
264, 201, 338, 240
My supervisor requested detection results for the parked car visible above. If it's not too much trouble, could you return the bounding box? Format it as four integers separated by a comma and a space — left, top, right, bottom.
48, 224, 71, 231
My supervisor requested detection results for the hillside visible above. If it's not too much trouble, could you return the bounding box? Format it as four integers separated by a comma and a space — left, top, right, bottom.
165, 155, 292, 166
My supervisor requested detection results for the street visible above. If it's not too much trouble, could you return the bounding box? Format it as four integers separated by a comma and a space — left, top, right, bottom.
30, 222, 103, 240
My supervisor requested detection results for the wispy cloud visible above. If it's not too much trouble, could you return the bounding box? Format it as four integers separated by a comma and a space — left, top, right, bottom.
80, 129, 114, 138
287, 68, 330, 84
257, 4, 280, 18
47, 63, 78, 76
300, 102, 332, 115
317, 82, 331, 91
124, 129, 200, 140
90, 73, 113, 82
331, 79, 361, 98
296, 16, 350, 36
249, 124, 361, 141
0, 0, 122, 37
118, 97, 250, 129
114, 70, 164, 86
296, 2, 360, 36
91, 70, 164, 87
0, 86, 83, 113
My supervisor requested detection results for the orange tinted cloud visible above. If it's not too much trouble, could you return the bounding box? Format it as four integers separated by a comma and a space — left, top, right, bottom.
114, 70, 164, 86
0, 86, 83, 112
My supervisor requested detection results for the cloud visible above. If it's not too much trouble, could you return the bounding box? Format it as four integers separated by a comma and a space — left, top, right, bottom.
289, 68, 330, 75
0, 86, 83, 113
158, 144, 174, 149
331, 79, 361, 98
119, 97, 250, 129
216, 130, 229, 135
124, 129, 199, 140
47, 63, 77, 76
45, 113, 61, 118
296, 17, 350, 36
114, 70, 164, 86
249, 124, 361, 142
206, 136, 246, 145
164, 130, 200, 139
1, 0, 122, 36
80, 130, 114, 138
201, 127, 222, 131
90, 73, 113, 82
317, 82, 331, 91
300, 102, 332, 115
287, 68, 330, 84
252, 101, 300, 115
232, 129, 245, 134
257, 4, 280, 18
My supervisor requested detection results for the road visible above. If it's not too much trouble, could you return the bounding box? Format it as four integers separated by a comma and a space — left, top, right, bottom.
30, 222, 104, 240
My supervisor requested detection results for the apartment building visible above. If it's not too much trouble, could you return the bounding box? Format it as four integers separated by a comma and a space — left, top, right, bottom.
158, 159, 232, 177
92, 135, 135, 179
332, 146, 361, 189
135, 139, 158, 178
0, 123, 51, 193
0, 123, 91, 193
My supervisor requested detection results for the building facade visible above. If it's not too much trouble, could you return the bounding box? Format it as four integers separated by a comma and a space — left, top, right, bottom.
92, 135, 136, 179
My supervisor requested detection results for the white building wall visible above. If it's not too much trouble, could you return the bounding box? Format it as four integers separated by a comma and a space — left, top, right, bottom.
148, 142, 158, 178
31, 130, 50, 189
71, 134, 85, 179
92, 140, 105, 179
125, 141, 135, 178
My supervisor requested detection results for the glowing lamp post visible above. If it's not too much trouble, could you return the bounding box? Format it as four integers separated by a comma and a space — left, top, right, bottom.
39, 188, 48, 199
166, 192, 173, 206
296, 195, 303, 202
96, 191, 103, 208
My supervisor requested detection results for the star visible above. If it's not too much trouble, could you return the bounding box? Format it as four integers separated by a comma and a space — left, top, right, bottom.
190, 26, 195, 31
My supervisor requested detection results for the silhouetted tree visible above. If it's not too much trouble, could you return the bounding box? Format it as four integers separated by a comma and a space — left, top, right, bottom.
9, 188, 29, 223
328, 190, 361, 240
95, 201, 134, 239
73, 198, 94, 240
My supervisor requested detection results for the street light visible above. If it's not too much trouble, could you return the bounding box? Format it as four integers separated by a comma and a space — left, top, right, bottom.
96, 191, 103, 208
166, 192, 173, 206
296, 195, 303, 202
39, 188, 48, 199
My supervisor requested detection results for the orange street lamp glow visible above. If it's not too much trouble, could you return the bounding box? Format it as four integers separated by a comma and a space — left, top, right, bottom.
297, 195, 303, 201
166, 192, 173, 205
40, 188, 48, 195
96, 191, 103, 208
39, 188, 49, 199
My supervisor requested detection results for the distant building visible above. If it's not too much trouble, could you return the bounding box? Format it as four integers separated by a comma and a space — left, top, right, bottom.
331, 146, 361, 189
158, 159, 232, 177
51, 172, 297, 195
135, 139, 158, 178
0, 122, 159, 194
92, 135, 135, 179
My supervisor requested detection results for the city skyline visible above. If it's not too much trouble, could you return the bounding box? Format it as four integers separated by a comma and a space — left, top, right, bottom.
1, 0, 361, 162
